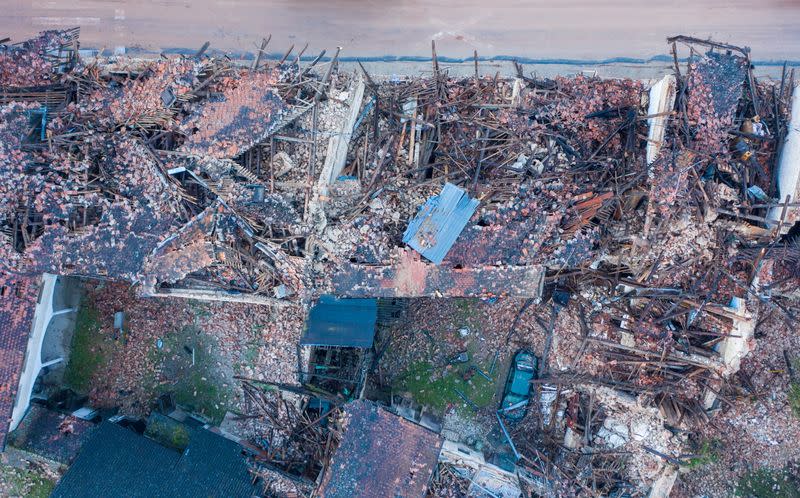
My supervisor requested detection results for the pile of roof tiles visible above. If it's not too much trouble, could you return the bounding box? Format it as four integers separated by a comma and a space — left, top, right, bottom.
0, 29, 310, 301
0, 29, 78, 88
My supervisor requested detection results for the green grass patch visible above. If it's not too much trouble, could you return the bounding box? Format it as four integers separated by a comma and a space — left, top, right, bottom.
172, 370, 228, 424
64, 302, 105, 393
26, 474, 55, 498
737, 469, 800, 498
789, 382, 800, 419
242, 342, 260, 367
684, 439, 720, 468
395, 360, 497, 414
152, 326, 232, 425
0, 466, 55, 498
234, 343, 259, 375
145, 413, 191, 451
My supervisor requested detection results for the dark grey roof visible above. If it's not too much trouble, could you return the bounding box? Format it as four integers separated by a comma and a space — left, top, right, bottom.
50, 421, 257, 498
301, 295, 377, 348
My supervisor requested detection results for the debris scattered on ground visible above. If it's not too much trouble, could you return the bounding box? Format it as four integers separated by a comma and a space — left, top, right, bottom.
1, 29, 799, 497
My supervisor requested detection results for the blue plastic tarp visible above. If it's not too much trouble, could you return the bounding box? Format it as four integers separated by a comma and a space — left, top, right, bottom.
402, 183, 479, 264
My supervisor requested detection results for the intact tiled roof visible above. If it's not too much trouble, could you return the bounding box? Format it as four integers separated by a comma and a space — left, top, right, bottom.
318, 400, 443, 498
51, 421, 258, 498
0, 272, 39, 450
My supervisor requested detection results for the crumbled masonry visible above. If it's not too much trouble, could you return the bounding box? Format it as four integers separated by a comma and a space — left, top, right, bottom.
1, 30, 800, 497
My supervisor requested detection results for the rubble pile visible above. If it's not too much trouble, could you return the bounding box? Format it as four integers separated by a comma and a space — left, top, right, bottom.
198, 300, 305, 385
0, 33, 338, 301
78, 282, 197, 413
0, 28, 78, 88
675, 306, 800, 496
1, 29, 799, 497
77, 281, 304, 414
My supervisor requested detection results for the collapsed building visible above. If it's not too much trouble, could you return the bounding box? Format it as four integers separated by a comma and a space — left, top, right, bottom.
0, 29, 799, 497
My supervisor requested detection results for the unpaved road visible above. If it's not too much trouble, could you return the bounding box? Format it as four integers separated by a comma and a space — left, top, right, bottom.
3, 0, 800, 61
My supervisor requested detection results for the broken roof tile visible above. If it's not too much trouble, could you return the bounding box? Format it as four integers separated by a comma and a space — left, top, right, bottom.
333, 249, 545, 299
178, 70, 285, 159
686, 51, 747, 151
0, 272, 39, 450
318, 400, 443, 498
0, 29, 78, 89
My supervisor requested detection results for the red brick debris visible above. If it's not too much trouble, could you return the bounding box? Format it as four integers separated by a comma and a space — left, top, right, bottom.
0, 273, 39, 449
318, 400, 443, 498
0, 29, 798, 498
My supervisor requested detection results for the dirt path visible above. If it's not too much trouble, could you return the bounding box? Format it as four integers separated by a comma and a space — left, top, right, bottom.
3, 0, 800, 61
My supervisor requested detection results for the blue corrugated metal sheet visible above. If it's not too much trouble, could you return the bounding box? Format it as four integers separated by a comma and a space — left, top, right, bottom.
402, 183, 479, 264
301, 295, 377, 348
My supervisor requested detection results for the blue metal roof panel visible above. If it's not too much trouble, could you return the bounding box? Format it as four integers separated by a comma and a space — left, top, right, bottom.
402, 183, 479, 264
302, 295, 378, 348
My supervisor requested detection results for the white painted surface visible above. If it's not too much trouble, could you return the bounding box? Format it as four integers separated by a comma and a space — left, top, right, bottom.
10, 273, 58, 431
769, 84, 800, 232
646, 75, 677, 165
648, 466, 679, 498
717, 297, 755, 377
148, 287, 291, 307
